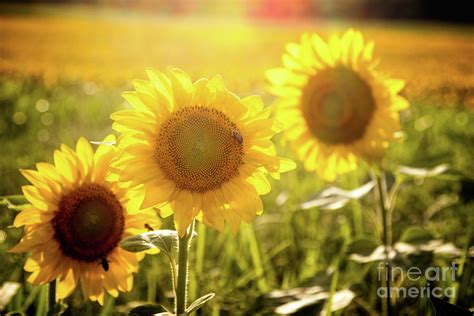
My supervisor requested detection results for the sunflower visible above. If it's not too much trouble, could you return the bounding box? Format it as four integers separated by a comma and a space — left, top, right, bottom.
10, 136, 160, 304
266, 29, 409, 181
110, 67, 294, 236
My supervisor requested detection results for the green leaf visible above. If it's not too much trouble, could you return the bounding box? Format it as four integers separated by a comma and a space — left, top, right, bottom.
120, 230, 178, 255
186, 293, 215, 314
397, 163, 463, 181
348, 245, 391, 263
346, 238, 379, 257
128, 304, 170, 316
268, 285, 325, 299
398, 164, 449, 177
430, 296, 472, 316
47, 302, 68, 316
20, 286, 41, 312
0, 195, 30, 212
396, 240, 461, 257
300, 181, 374, 211
350, 239, 462, 264
320, 289, 356, 316
273, 289, 355, 315
0, 282, 21, 310
400, 227, 434, 244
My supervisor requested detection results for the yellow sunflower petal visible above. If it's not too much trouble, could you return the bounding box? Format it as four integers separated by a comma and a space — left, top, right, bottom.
201, 191, 225, 232
167, 67, 193, 109
22, 186, 51, 211
140, 180, 175, 210
20, 169, 58, 193
146, 67, 174, 109
13, 208, 53, 227
173, 190, 195, 237
57, 266, 79, 299
76, 137, 94, 180
192, 78, 216, 107
53, 150, 77, 184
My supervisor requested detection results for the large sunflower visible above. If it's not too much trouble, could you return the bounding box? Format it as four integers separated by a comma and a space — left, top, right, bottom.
266, 29, 409, 181
10, 136, 160, 304
110, 68, 294, 236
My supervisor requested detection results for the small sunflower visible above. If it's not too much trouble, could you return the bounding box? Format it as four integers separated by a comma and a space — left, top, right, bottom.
10, 136, 160, 304
110, 67, 294, 236
266, 29, 409, 181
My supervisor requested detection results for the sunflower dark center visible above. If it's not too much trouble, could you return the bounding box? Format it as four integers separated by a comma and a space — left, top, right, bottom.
301, 66, 376, 144
155, 106, 244, 192
52, 184, 124, 262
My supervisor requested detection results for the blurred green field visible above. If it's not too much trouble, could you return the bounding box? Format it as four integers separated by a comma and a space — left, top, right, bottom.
0, 4, 473, 316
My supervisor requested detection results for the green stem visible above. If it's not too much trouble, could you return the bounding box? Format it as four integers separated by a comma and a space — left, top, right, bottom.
170, 257, 178, 296
48, 280, 56, 315
375, 172, 392, 316
325, 257, 340, 316
349, 173, 364, 237
244, 224, 270, 292
147, 257, 158, 303
451, 227, 471, 304
176, 220, 195, 315
196, 223, 206, 275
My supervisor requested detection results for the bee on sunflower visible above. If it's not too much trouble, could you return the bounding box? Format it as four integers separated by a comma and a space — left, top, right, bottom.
10, 136, 160, 305
266, 29, 409, 181
110, 68, 295, 237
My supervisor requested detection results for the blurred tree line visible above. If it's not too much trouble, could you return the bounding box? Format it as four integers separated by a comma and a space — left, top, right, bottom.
0, 0, 472, 23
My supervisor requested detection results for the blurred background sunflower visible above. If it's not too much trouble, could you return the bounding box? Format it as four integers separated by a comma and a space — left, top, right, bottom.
266, 29, 409, 180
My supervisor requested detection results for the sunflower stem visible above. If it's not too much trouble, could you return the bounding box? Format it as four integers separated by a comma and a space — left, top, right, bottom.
375, 172, 392, 316
170, 257, 178, 296
349, 172, 364, 237
48, 280, 56, 315
176, 220, 195, 315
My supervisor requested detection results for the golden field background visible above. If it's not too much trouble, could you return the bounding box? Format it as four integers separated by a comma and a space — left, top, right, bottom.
1, 8, 473, 107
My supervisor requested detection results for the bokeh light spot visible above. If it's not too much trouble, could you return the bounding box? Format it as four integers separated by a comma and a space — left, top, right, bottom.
40, 113, 54, 126
414, 115, 434, 131
455, 112, 468, 126
37, 129, 50, 142
35, 99, 50, 112
0, 230, 6, 243
12, 112, 27, 125
83, 82, 98, 95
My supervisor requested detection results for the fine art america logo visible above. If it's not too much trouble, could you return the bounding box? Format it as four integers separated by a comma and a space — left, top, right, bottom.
377, 262, 457, 298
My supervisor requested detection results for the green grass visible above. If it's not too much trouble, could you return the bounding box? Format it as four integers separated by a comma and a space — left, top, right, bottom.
1, 75, 473, 315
